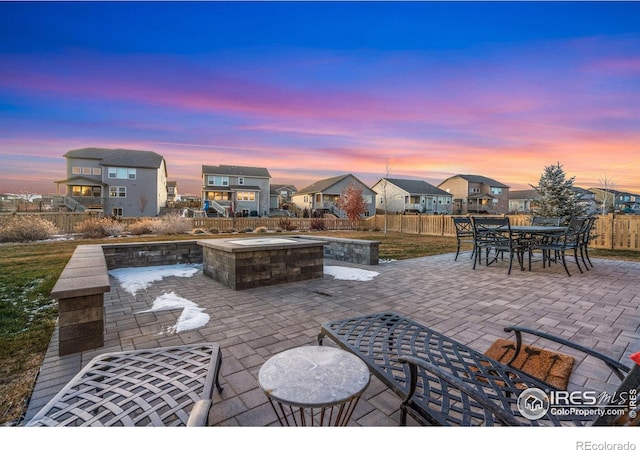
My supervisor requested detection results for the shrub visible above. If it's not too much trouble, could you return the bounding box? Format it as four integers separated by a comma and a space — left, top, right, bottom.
310, 218, 325, 231
150, 214, 193, 235
0, 215, 59, 243
277, 217, 296, 231
76, 217, 125, 238
128, 218, 156, 235
240, 227, 253, 233
208, 228, 220, 234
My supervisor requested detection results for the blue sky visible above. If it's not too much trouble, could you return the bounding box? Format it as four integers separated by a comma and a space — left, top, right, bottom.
1, 1, 639, 195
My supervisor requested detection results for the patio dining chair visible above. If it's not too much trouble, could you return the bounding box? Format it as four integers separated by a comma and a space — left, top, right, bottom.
579, 216, 597, 269
452, 216, 475, 261
528, 216, 586, 276
530, 216, 562, 226
472, 216, 525, 275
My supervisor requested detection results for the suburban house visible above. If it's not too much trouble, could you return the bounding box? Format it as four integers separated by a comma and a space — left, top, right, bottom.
54, 147, 168, 217
291, 174, 376, 218
167, 181, 179, 204
438, 174, 510, 215
590, 188, 640, 214
201, 164, 271, 217
510, 187, 599, 215
508, 189, 538, 214
371, 178, 453, 214
270, 184, 297, 212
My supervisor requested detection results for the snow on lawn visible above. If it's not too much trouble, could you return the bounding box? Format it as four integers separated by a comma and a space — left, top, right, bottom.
324, 265, 379, 281
109, 263, 203, 297
135, 292, 210, 334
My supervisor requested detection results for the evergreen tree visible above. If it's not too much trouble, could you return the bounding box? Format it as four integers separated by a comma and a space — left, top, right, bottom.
530, 163, 586, 221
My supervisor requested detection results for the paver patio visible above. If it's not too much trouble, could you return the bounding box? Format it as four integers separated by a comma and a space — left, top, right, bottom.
23, 250, 640, 426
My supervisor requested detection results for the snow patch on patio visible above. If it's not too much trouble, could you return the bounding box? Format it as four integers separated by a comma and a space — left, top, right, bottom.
135, 292, 210, 334
324, 265, 380, 281
110, 263, 208, 334
109, 263, 202, 297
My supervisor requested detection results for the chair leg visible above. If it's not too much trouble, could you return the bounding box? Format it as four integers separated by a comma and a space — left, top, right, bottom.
580, 246, 589, 271
573, 248, 583, 274
584, 246, 594, 267
455, 241, 461, 261
560, 251, 571, 277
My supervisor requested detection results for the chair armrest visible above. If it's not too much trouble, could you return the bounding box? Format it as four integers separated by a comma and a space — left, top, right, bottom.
186, 399, 212, 427
503, 326, 631, 381
398, 355, 522, 426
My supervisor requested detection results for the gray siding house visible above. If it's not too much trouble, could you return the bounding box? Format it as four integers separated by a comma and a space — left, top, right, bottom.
201, 165, 271, 217
372, 178, 453, 214
55, 148, 168, 217
292, 174, 376, 218
270, 184, 297, 212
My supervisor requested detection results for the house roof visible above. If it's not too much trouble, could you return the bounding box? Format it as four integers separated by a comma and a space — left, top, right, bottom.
509, 189, 538, 200
296, 174, 351, 194
381, 178, 451, 196
439, 174, 509, 188
202, 164, 271, 178
270, 184, 297, 193
297, 174, 375, 195
167, 181, 177, 188
54, 175, 107, 186
64, 148, 165, 169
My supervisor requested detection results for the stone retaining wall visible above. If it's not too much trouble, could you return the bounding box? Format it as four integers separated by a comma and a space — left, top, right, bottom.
102, 241, 202, 269
294, 236, 380, 265
51, 241, 203, 356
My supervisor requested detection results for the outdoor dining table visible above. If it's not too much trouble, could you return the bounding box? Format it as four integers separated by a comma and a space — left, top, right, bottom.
509, 225, 567, 235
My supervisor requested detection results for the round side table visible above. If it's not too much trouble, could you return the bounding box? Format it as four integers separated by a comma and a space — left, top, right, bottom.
258, 345, 371, 426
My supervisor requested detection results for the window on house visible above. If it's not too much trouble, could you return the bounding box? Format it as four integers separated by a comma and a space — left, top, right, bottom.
207, 176, 229, 186
109, 186, 126, 198
72, 167, 82, 175
112, 208, 123, 217
363, 195, 372, 204
281, 191, 288, 198
71, 186, 96, 197
82, 167, 92, 175
93, 168, 102, 176
237, 192, 255, 201
108, 167, 136, 179
238, 177, 244, 185
470, 188, 480, 193
491, 187, 503, 195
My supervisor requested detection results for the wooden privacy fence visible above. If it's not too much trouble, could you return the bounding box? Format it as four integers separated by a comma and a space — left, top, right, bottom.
3, 212, 639, 252
368, 214, 640, 252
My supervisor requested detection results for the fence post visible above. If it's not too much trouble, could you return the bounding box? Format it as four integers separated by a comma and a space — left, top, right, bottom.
610, 213, 615, 250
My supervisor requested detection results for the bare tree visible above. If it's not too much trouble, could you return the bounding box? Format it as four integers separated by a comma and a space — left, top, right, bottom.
598, 175, 616, 215
138, 193, 149, 215
380, 157, 393, 235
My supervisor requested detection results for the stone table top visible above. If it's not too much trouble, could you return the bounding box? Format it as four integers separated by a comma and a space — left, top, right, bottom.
258, 346, 370, 407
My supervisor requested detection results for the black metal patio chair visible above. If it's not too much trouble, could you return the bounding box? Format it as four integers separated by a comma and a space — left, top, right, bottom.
452, 216, 475, 261
472, 216, 525, 275
530, 216, 562, 226
528, 216, 586, 276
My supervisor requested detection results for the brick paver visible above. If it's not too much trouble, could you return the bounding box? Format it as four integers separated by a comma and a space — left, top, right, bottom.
24, 251, 640, 426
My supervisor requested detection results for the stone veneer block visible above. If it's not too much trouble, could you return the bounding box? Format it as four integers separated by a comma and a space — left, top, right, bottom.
198, 237, 326, 290
293, 236, 380, 265
50, 245, 110, 356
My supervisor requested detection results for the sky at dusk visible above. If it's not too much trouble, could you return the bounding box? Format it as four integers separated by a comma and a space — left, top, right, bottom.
1, 1, 639, 196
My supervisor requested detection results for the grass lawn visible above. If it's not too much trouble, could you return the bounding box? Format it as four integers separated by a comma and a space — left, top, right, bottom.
0, 230, 637, 425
